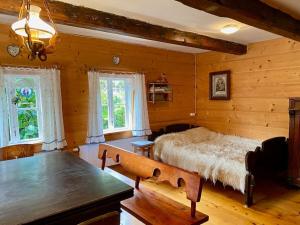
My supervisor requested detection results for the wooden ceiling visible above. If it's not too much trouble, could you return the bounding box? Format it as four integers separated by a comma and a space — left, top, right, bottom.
175, 0, 300, 42
263, 0, 300, 20
0, 0, 299, 54
0, 0, 247, 55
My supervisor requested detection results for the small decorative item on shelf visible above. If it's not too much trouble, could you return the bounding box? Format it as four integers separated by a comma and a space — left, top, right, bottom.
156, 73, 168, 83
148, 73, 172, 104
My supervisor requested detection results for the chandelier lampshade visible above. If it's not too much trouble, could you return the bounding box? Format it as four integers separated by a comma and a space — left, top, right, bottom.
12, 5, 55, 39
10, 1, 58, 61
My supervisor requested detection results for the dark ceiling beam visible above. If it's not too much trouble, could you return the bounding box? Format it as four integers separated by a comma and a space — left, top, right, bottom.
174, 0, 300, 42
0, 0, 247, 55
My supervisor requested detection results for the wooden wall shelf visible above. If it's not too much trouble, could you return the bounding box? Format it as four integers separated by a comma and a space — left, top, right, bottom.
148, 82, 172, 104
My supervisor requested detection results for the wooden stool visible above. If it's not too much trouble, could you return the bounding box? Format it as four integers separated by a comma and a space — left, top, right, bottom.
131, 140, 154, 159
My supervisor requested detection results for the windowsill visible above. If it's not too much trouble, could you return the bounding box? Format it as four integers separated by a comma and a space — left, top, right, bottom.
9, 139, 42, 146
104, 129, 133, 141
103, 129, 131, 135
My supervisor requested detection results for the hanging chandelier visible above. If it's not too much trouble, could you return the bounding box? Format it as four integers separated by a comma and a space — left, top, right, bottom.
11, 0, 58, 61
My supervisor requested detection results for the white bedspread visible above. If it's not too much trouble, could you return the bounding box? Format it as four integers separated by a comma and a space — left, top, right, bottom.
154, 127, 261, 193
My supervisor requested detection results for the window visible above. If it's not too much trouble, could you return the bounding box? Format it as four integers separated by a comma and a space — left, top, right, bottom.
6, 76, 42, 144
100, 77, 131, 133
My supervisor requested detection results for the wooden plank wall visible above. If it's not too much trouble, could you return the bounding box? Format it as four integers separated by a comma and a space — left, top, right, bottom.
0, 23, 195, 149
196, 38, 300, 140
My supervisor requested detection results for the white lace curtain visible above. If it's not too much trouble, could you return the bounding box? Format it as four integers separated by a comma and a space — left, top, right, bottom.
0, 67, 66, 150
0, 69, 9, 147
132, 74, 152, 136
40, 69, 67, 150
86, 71, 106, 144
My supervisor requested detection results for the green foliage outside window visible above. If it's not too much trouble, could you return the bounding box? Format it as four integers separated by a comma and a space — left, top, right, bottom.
15, 88, 39, 140
18, 110, 39, 140
16, 88, 37, 108
100, 80, 109, 130
114, 105, 125, 128
100, 79, 127, 130
102, 105, 109, 129
112, 80, 126, 128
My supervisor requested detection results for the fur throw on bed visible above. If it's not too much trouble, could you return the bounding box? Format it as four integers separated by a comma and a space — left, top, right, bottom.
154, 127, 261, 193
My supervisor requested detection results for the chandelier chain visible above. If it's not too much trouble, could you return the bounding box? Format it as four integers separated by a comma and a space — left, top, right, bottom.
19, 0, 25, 19
44, 0, 55, 27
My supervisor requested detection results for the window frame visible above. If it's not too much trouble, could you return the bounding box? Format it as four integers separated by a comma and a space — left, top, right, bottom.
5, 75, 43, 144
100, 77, 131, 134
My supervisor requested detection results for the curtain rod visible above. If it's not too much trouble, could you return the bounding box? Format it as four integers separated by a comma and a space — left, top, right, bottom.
0, 63, 63, 70
86, 66, 146, 74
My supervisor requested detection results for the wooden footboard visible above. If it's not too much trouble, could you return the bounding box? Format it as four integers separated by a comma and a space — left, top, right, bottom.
245, 137, 288, 206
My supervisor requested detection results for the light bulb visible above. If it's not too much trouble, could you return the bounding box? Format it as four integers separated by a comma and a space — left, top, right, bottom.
220, 24, 240, 35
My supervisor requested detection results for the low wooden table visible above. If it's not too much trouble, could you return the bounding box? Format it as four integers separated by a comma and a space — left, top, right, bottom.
131, 140, 154, 159
0, 152, 134, 225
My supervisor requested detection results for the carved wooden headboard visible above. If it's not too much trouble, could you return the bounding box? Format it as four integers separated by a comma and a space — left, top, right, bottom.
165, 123, 192, 134
149, 123, 196, 141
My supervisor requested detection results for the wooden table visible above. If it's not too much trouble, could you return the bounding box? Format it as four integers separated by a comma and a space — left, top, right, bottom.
0, 152, 134, 225
131, 140, 154, 159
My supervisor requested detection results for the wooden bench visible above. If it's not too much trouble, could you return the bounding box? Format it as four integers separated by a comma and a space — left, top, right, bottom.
99, 144, 209, 225
0, 144, 34, 161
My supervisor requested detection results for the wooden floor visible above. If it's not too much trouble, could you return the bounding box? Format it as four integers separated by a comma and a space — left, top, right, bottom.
80, 146, 300, 225
121, 210, 144, 225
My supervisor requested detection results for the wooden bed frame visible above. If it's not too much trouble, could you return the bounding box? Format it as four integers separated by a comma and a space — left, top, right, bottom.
150, 123, 289, 206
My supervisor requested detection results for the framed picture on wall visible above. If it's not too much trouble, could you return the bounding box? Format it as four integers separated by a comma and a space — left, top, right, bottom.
209, 70, 231, 100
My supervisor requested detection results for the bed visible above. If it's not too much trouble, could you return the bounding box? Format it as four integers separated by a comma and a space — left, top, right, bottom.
153, 125, 288, 206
